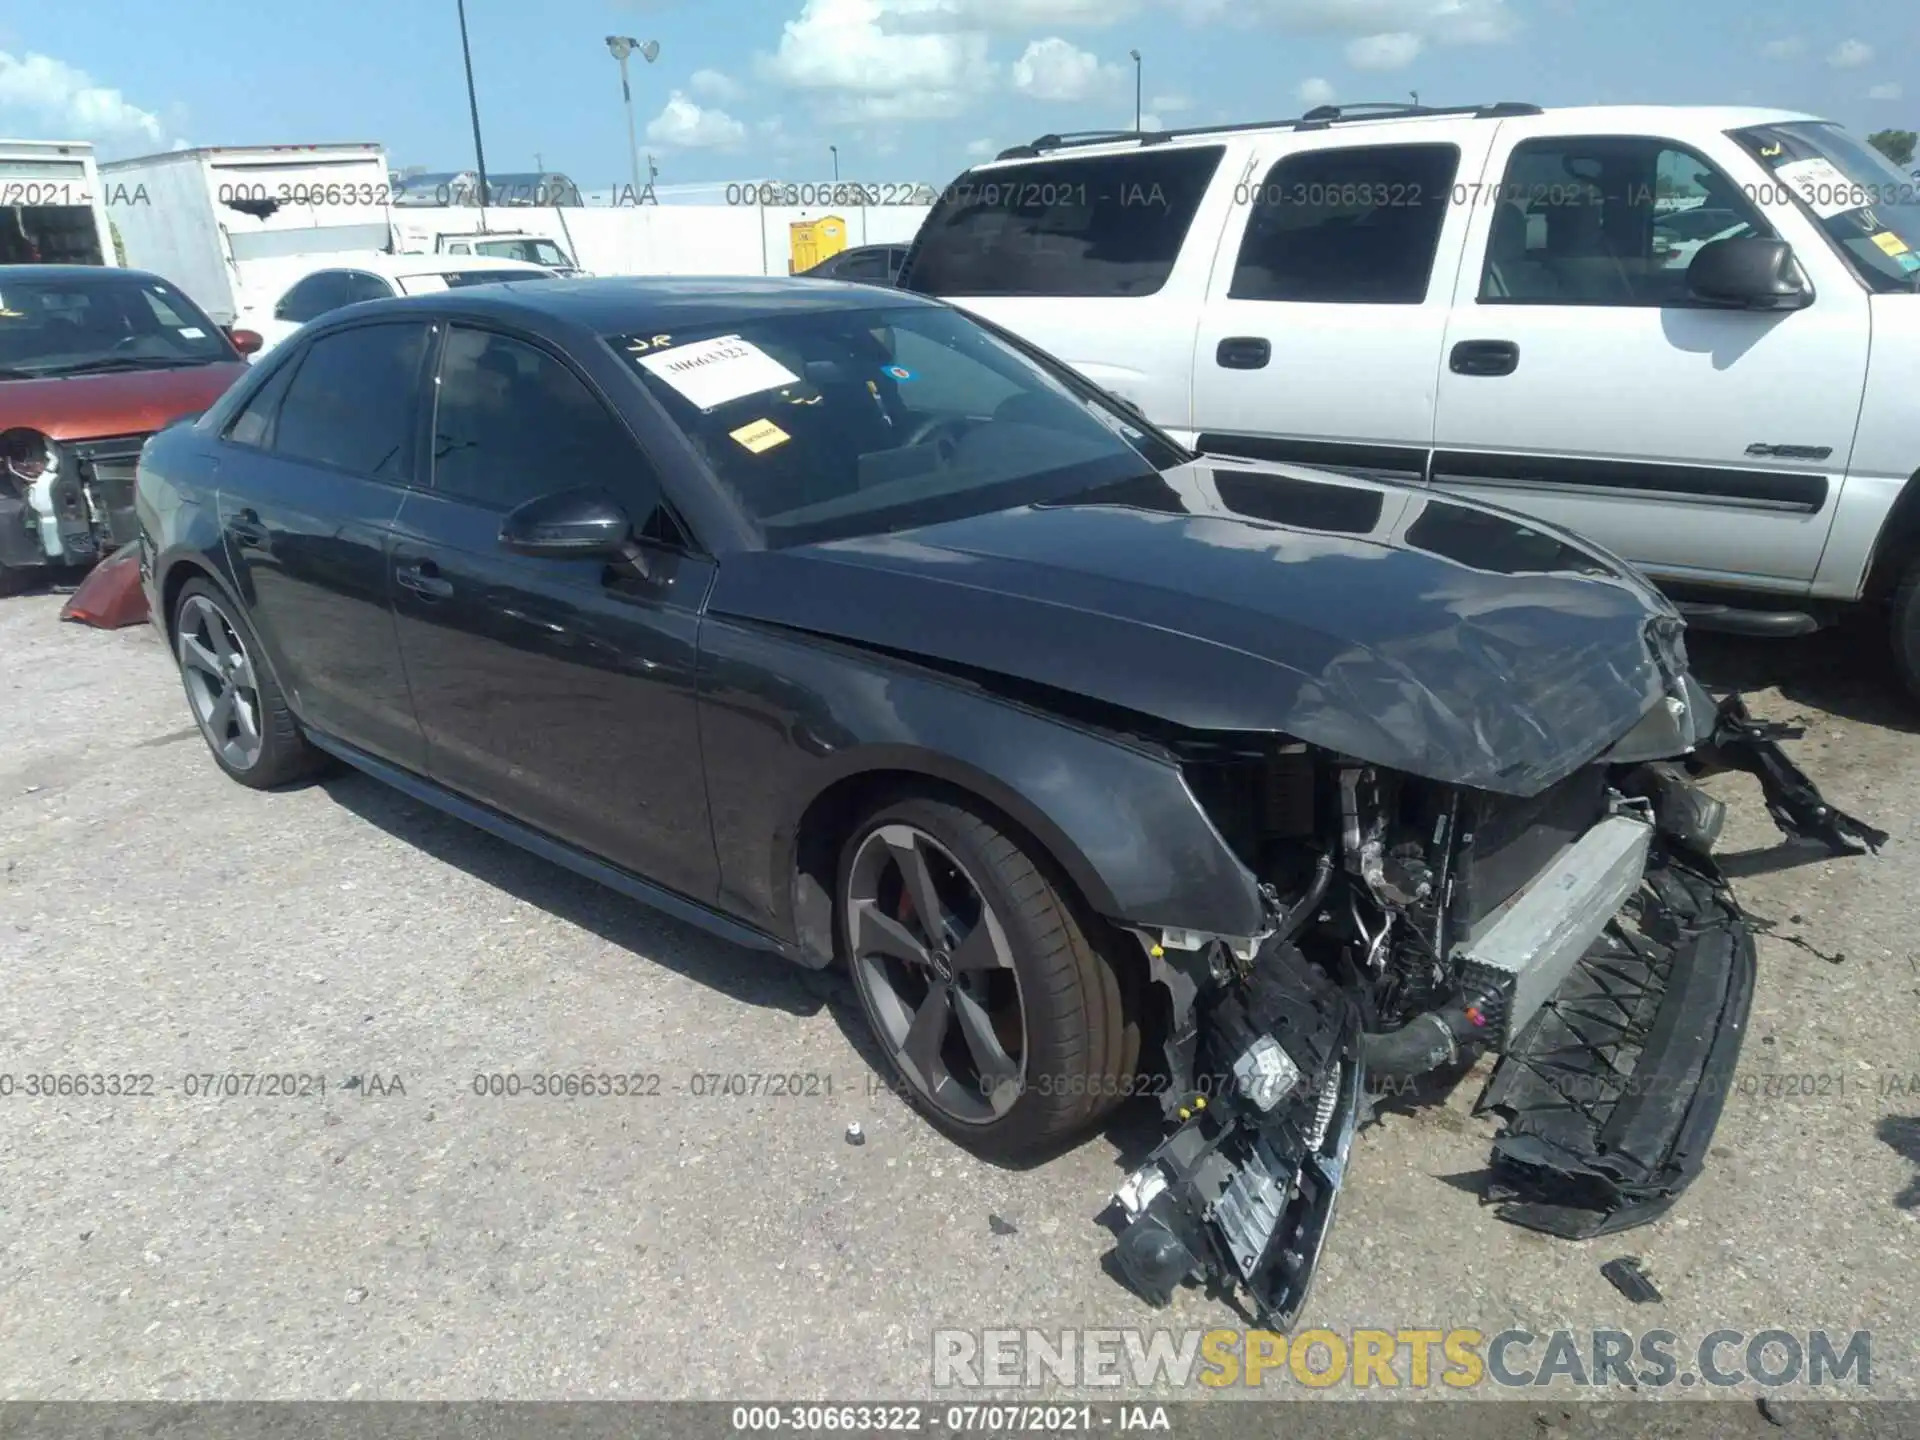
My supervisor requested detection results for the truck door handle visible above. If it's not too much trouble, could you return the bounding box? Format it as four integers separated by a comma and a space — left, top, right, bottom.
1449, 340, 1520, 376
227, 509, 269, 549
1215, 336, 1272, 370
395, 559, 454, 600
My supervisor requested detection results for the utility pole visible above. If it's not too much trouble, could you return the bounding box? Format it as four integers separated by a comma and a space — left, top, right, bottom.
455, 0, 490, 232
606, 36, 660, 207
1130, 49, 1142, 132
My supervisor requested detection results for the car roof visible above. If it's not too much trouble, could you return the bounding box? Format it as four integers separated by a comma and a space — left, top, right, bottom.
0, 264, 170, 284
364, 253, 552, 278
977, 103, 1830, 165
322, 275, 942, 334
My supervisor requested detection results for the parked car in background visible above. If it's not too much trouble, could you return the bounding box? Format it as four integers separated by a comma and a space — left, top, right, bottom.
136, 275, 1876, 1330
0, 265, 253, 593
245, 253, 558, 357
903, 103, 1920, 699
799, 244, 908, 284
422, 231, 584, 276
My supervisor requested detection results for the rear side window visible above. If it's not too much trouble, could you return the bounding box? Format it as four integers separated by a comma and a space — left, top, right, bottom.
272, 322, 428, 479
901, 146, 1226, 298
1230, 144, 1461, 304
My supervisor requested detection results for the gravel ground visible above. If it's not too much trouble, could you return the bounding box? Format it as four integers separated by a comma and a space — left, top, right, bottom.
0, 591, 1915, 1408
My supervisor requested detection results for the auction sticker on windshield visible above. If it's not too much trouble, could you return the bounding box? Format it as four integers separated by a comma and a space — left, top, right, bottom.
637, 334, 799, 411
1775, 156, 1871, 218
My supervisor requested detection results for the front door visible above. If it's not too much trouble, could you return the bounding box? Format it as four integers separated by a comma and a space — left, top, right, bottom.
388, 322, 720, 903
1189, 128, 1493, 486
215, 319, 431, 768
1431, 121, 1870, 591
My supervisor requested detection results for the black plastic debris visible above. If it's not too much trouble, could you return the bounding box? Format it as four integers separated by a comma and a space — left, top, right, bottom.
988, 1214, 1018, 1237
1600, 1256, 1663, 1304
1698, 695, 1888, 855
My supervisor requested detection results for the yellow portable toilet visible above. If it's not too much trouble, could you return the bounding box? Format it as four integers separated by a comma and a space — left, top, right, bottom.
789, 215, 847, 274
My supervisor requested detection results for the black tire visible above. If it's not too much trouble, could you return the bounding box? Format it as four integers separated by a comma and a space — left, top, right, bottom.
1895, 558, 1920, 704
172, 578, 324, 789
836, 791, 1141, 1160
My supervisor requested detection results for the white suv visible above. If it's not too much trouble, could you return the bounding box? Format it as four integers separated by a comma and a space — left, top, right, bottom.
900, 103, 1920, 698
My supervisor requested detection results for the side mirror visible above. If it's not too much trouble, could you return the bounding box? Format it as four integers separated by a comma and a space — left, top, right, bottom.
227, 327, 264, 356
499, 487, 633, 559
1687, 236, 1811, 310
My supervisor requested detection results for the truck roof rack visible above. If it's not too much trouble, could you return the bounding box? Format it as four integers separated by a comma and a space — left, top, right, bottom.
994, 102, 1542, 160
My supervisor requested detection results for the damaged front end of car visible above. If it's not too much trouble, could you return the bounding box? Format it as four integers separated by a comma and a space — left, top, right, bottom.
1105, 670, 1884, 1331
0, 427, 144, 590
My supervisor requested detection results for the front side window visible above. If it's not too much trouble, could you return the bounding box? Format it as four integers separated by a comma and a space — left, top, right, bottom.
1479, 136, 1773, 306
272, 322, 427, 478
899, 146, 1226, 298
1230, 143, 1462, 304
275, 272, 356, 323
1731, 121, 1920, 292
612, 300, 1187, 548
475, 238, 567, 266
0, 274, 237, 377
432, 326, 649, 513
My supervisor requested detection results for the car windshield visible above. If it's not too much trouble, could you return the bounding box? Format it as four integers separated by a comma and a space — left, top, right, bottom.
0, 274, 236, 377
477, 239, 567, 266
611, 301, 1189, 548
1731, 121, 1920, 292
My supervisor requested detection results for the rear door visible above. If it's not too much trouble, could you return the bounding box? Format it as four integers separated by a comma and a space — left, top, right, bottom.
1430, 118, 1870, 590
1189, 124, 1493, 486
215, 319, 431, 767
387, 322, 719, 902
899, 143, 1234, 427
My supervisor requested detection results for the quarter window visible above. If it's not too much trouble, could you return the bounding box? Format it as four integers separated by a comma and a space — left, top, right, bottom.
432, 326, 653, 514
1479, 137, 1773, 306
1229, 143, 1462, 304
271, 322, 428, 478
898, 146, 1226, 298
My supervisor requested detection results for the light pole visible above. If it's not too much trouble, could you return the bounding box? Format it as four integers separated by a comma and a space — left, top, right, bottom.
829, 144, 839, 183
1409, 90, 1420, 106
455, 0, 491, 232
606, 35, 660, 207
1130, 49, 1142, 132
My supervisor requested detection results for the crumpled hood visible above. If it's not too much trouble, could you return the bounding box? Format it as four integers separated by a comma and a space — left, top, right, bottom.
707, 457, 1688, 796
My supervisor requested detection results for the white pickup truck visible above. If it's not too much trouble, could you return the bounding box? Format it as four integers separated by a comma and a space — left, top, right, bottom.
901, 103, 1920, 699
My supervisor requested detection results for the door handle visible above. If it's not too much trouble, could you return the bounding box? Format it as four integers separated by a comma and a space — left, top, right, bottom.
227, 508, 268, 549
1449, 339, 1520, 376
1215, 336, 1272, 370
395, 559, 454, 600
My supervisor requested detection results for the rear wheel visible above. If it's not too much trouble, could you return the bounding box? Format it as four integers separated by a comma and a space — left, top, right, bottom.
1894, 557, 1920, 704
837, 792, 1139, 1159
173, 579, 324, 789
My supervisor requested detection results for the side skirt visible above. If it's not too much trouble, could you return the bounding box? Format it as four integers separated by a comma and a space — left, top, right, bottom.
304, 729, 807, 965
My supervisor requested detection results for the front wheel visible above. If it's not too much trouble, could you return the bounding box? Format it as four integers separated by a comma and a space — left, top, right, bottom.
837, 793, 1140, 1160
1894, 557, 1920, 704
173, 579, 324, 789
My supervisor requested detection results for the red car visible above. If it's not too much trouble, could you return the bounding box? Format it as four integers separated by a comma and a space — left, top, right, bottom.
0, 265, 259, 595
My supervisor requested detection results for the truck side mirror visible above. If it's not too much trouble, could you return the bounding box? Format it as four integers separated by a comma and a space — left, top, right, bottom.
1687, 236, 1812, 311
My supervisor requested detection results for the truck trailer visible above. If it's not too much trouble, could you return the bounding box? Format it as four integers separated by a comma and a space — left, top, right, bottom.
0, 139, 115, 266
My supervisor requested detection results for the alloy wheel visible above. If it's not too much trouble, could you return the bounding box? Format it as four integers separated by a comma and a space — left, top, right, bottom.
845, 823, 1027, 1124
177, 593, 265, 772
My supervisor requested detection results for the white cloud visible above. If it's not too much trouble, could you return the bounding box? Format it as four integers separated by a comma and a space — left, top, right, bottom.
688, 68, 743, 102
1869, 82, 1903, 101
1829, 38, 1873, 69
884, 0, 1137, 31
964, 136, 997, 156
644, 92, 747, 148
1346, 31, 1422, 69
1761, 36, 1805, 59
758, 0, 993, 120
0, 49, 177, 152
1172, 0, 1516, 45
1150, 92, 1193, 112
1297, 75, 1336, 105
1011, 37, 1118, 101
1138, 111, 1163, 130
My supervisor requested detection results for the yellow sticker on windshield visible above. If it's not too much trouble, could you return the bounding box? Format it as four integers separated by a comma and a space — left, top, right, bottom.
729, 417, 790, 454
1871, 230, 1910, 256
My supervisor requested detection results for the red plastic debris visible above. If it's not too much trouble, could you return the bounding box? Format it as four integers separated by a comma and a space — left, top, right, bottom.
59, 546, 149, 629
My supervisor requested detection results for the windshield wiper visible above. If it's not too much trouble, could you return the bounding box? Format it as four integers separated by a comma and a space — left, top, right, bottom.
36, 356, 204, 378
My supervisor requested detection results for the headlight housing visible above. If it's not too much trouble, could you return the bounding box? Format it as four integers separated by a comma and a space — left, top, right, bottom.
0, 427, 54, 497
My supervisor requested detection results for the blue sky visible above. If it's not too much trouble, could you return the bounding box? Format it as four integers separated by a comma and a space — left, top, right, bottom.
2, 1, 1914, 187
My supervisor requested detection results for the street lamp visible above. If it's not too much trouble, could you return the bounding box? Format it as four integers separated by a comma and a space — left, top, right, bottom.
1129, 49, 1142, 132
829, 144, 839, 183
455, 0, 491, 231
606, 35, 661, 207
1409, 90, 1421, 106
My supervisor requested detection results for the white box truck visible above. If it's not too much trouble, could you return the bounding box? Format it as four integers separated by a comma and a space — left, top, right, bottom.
102, 143, 393, 323
0, 139, 116, 265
